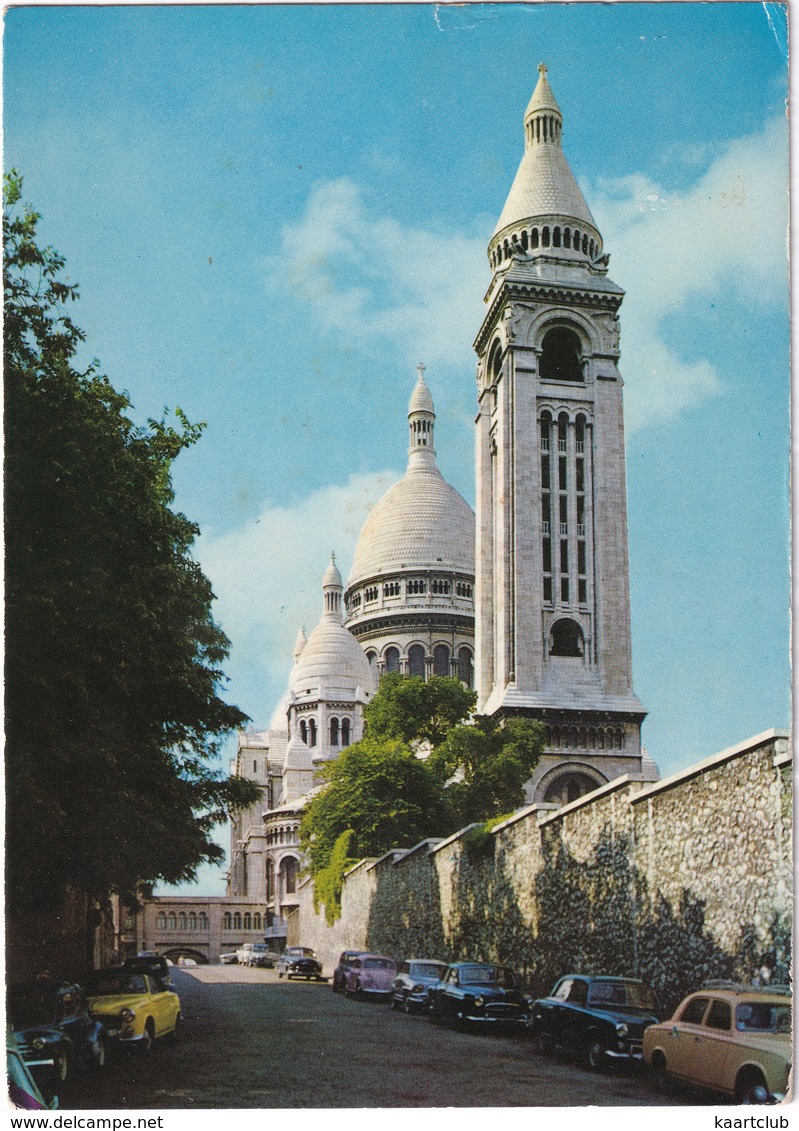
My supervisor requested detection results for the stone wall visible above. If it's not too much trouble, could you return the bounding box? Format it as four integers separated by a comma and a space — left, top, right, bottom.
297, 730, 791, 1015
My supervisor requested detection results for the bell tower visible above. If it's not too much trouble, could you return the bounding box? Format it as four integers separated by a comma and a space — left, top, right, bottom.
474, 65, 649, 804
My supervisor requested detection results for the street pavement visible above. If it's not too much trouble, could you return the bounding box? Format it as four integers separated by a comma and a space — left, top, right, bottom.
63, 965, 700, 1110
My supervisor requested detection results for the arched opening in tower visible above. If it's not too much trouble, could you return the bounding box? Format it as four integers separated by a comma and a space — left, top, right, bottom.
540, 327, 583, 382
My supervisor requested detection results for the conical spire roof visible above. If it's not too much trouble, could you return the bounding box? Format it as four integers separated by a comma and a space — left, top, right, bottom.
492, 63, 599, 245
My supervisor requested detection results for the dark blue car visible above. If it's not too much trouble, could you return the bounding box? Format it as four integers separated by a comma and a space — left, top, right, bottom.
428, 962, 530, 1028
9, 981, 108, 1084
530, 974, 661, 1069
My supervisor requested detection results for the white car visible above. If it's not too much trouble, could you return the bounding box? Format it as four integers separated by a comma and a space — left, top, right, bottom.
236, 943, 276, 968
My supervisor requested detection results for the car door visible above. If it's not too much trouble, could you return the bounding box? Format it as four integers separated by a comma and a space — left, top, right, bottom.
664, 995, 711, 1083
559, 978, 591, 1053
542, 978, 574, 1045
439, 966, 460, 1020
143, 975, 172, 1037
56, 987, 90, 1058
690, 997, 736, 1093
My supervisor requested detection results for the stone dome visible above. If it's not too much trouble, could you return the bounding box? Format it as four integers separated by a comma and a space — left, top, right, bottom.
349, 463, 474, 585
289, 556, 373, 700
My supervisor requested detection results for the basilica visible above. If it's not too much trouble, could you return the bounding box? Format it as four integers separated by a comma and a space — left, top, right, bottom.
225, 64, 658, 946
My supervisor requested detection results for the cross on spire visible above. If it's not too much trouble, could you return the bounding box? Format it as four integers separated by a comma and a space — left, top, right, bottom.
417, 362, 426, 381
538, 62, 547, 76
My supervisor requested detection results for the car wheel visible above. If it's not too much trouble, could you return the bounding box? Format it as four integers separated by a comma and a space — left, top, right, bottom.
403, 997, 415, 1015
54, 1050, 70, 1084
278, 971, 284, 979
651, 1053, 670, 1094
390, 996, 400, 1010
92, 1034, 107, 1070
141, 1019, 155, 1055
533, 1029, 555, 1057
737, 1073, 770, 1104
586, 1036, 607, 1071
346, 980, 360, 999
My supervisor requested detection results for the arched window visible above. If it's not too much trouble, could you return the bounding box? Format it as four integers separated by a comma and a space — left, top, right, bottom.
531, 228, 540, 249
243, 912, 252, 930
223, 912, 232, 930
458, 646, 473, 689
365, 650, 377, 671
265, 860, 274, 901
385, 647, 400, 673
540, 327, 583, 382
408, 644, 426, 678
330, 717, 339, 745
178, 912, 187, 930
168, 912, 177, 930
300, 719, 307, 744
341, 717, 351, 746
188, 912, 197, 930
199, 912, 209, 930
544, 772, 600, 806
308, 718, 317, 747
549, 618, 584, 657
433, 644, 450, 677
233, 912, 242, 930
156, 912, 167, 930
281, 857, 298, 896
553, 226, 561, 247
253, 913, 262, 930
542, 226, 550, 247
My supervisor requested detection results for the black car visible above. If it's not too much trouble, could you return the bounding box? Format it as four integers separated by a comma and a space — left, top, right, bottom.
276, 947, 324, 980
530, 974, 661, 1069
123, 953, 174, 989
332, 949, 366, 993
8, 981, 108, 1084
429, 962, 530, 1028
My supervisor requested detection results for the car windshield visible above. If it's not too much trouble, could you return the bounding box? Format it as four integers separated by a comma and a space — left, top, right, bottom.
286, 948, 314, 958
736, 1002, 792, 1033
8, 988, 56, 1029
588, 981, 657, 1010
251, 945, 269, 953
363, 958, 394, 970
410, 962, 447, 979
85, 972, 148, 995
458, 965, 518, 987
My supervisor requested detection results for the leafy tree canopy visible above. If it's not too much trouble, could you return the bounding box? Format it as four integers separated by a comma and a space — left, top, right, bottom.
300, 675, 546, 880
363, 671, 476, 747
4, 172, 260, 909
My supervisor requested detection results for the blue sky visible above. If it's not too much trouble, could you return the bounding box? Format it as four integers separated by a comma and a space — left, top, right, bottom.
4, 3, 790, 895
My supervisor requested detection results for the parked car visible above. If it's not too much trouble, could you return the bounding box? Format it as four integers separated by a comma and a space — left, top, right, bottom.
123, 953, 174, 988
84, 969, 181, 1052
332, 950, 366, 993
391, 959, 448, 1013
7, 1032, 58, 1111
219, 951, 238, 964
8, 981, 108, 1084
344, 954, 397, 999
276, 947, 324, 980
642, 983, 791, 1103
530, 974, 661, 1069
429, 962, 530, 1028
237, 943, 276, 968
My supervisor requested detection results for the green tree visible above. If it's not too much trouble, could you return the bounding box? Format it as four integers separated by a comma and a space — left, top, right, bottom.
363, 672, 476, 747
430, 714, 547, 827
4, 172, 260, 909
300, 737, 451, 875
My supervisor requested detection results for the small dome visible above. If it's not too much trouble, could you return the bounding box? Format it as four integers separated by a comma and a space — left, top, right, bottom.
289, 618, 374, 700
348, 462, 474, 585
322, 553, 342, 589
408, 372, 434, 416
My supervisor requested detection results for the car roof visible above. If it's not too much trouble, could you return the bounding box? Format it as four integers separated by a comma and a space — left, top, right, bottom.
358, 953, 395, 961
558, 974, 647, 984
687, 985, 791, 1001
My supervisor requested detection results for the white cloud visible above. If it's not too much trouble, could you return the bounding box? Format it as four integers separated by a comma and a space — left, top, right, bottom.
588, 116, 788, 431
196, 470, 398, 725
263, 177, 488, 370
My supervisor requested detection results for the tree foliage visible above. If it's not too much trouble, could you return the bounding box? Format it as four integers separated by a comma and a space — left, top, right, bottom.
363, 672, 476, 747
312, 829, 356, 926
300, 674, 546, 877
4, 172, 260, 909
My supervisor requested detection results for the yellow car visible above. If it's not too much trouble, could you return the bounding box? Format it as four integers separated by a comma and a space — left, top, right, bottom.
85, 969, 181, 1052
643, 984, 791, 1104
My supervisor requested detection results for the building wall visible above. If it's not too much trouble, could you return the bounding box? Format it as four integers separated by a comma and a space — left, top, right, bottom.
128, 896, 270, 963
296, 730, 791, 1015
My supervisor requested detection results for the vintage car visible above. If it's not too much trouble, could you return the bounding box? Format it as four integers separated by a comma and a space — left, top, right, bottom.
219, 951, 238, 964
428, 962, 530, 1028
237, 943, 276, 968
123, 953, 174, 988
332, 950, 366, 993
276, 947, 324, 980
7, 1032, 58, 1111
84, 969, 181, 1051
642, 984, 791, 1103
530, 974, 661, 1068
391, 959, 448, 1013
8, 980, 108, 1083
344, 954, 397, 999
